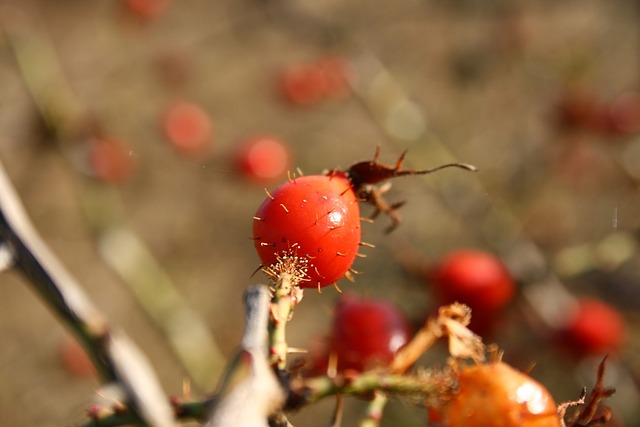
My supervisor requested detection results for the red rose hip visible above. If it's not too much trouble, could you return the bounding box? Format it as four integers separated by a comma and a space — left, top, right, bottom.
236, 135, 290, 182
558, 297, 626, 357
253, 173, 361, 288
429, 250, 515, 312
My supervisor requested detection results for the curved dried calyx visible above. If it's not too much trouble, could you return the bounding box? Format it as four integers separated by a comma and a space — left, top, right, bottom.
332, 146, 478, 232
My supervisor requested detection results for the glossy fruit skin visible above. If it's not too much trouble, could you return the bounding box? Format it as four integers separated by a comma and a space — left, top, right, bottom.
236, 136, 290, 182
428, 250, 515, 332
559, 297, 626, 357
253, 173, 361, 288
444, 362, 560, 427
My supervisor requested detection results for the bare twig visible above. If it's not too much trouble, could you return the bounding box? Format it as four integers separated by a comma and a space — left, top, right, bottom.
0, 159, 175, 427
1, 4, 224, 392
206, 286, 285, 427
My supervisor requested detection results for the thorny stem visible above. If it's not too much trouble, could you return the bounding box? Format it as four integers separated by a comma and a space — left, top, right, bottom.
80, 370, 444, 427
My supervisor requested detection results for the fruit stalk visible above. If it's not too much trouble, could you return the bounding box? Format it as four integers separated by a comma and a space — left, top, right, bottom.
288, 372, 441, 408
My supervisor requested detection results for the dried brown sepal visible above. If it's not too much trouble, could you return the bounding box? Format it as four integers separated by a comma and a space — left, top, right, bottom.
335, 147, 477, 232
562, 356, 616, 427
419, 367, 458, 412
346, 146, 477, 189
557, 387, 587, 424
390, 303, 485, 374
439, 303, 485, 363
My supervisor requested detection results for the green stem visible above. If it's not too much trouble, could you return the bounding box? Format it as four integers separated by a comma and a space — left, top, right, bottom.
81, 370, 441, 427
359, 392, 388, 427
288, 372, 438, 409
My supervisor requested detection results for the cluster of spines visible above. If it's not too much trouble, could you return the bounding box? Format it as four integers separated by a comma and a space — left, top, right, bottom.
262, 251, 310, 290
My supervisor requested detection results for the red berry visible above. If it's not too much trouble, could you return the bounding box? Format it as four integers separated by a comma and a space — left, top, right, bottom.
161, 101, 213, 156
60, 336, 96, 378
280, 63, 327, 106
428, 250, 515, 333
124, 0, 171, 21
327, 294, 412, 372
556, 89, 607, 132
253, 173, 361, 288
429, 250, 515, 311
88, 137, 135, 183
279, 57, 353, 106
558, 297, 626, 357
315, 56, 353, 99
236, 135, 290, 182
443, 362, 560, 427
606, 92, 640, 135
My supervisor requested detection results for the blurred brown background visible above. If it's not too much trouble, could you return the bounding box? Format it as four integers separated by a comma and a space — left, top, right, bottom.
0, 0, 639, 426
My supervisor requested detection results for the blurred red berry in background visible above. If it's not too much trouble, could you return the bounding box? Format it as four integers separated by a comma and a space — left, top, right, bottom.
556, 89, 607, 133
557, 297, 626, 357
161, 101, 213, 156
605, 91, 640, 136
88, 137, 136, 184
427, 250, 516, 334
235, 135, 290, 183
279, 55, 353, 106
308, 294, 412, 374
123, 0, 171, 21
60, 336, 96, 378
